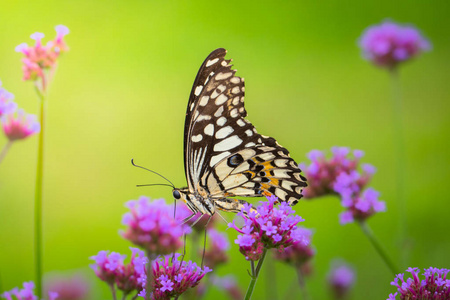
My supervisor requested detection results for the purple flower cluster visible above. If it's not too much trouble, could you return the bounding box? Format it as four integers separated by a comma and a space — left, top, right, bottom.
359, 20, 431, 69
301, 147, 385, 225
229, 196, 308, 261
121, 197, 191, 255
300, 148, 374, 199
0, 81, 17, 117
15, 25, 69, 83
273, 227, 315, 267
139, 253, 212, 300
1, 282, 58, 300
90, 247, 147, 295
202, 229, 230, 269
388, 267, 450, 300
328, 260, 355, 299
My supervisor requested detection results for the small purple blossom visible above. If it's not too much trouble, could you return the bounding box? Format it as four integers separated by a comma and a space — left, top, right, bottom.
229, 196, 306, 261
359, 20, 431, 69
139, 253, 212, 300
90, 247, 148, 295
274, 227, 315, 267
388, 267, 450, 299
0, 81, 17, 117
202, 229, 230, 268
328, 260, 355, 299
1, 109, 40, 141
121, 197, 191, 255
1, 281, 58, 300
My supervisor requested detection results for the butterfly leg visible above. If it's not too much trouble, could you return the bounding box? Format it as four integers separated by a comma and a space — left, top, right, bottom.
214, 198, 256, 214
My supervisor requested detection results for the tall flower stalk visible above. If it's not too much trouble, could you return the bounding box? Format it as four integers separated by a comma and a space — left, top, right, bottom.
358, 20, 431, 267
15, 25, 70, 298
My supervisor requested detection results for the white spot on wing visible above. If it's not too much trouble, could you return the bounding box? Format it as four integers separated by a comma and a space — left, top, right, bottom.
214, 106, 224, 117
210, 151, 231, 167
231, 86, 240, 94
199, 96, 209, 106
206, 58, 219, 67
192, 134, 203, 142
230, 77, 240, 84
214, 135, 243, 152
197, 115, 211, 122
215, 94, 228, 105
230, 108, 239, 118
237, 119, 245, 127
215, 126, 234, 139
245, 142, 256, 147
217, 116, 227, 126
194, 85, 203, 96
232, 97, 240, 105
204, 124, 214, 136
216, 72, 233, 80
245, 129, 253, 136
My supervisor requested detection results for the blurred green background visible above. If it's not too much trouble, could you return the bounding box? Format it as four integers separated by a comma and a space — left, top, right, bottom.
1, 0, 449, 299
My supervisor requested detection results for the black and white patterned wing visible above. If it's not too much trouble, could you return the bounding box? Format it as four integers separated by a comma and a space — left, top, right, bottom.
184, 48, 246, 191
185, 48, 306, 204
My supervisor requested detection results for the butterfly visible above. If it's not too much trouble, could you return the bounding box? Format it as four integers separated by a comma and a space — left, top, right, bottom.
172, 48, 307, 218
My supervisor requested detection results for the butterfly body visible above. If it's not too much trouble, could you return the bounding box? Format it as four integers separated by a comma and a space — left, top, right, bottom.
173, 48, 307, 216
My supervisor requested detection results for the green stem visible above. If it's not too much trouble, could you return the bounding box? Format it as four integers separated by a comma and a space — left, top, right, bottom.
34, 86, 46, 298
358, 221, 399, 275
265, 251, 277, 300
0, 141, 13, 165
245, 248, 268, 300
146, 252, 156, 300
109, 284, 117, 300
295, 266, 310, 300
390, 69, 408, 267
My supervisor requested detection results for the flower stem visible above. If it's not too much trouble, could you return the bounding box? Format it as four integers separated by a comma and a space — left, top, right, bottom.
295, 266, 310, 300
146, 251, 156, 300
34, 86, 46, 298
245, 248, 268, 300
358, 221, 399, 275
0, 141, 13, 165
109, 284, 117, 300
265, 251, 277, 300
390, 69, 408, 267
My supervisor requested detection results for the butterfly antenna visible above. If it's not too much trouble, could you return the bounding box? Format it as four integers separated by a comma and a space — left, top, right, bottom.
131, 159, 175, 188
136, 183, 174, 188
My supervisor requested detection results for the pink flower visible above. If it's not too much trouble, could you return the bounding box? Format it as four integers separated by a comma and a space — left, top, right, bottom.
1, 281, 58, 300
121, 197, 191, 255
90, 248, 148, 295
1, 109, 40, 141
0, 81, 17, 117
139, 253, 212, 300
229, 196, 306, 261
359, 20, 431, 69
15, 25, 69, 88
45, 273, 90, 300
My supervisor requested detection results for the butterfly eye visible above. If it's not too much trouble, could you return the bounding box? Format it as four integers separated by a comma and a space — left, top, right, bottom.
227, 154, 244, 167
173, 190, 181, 199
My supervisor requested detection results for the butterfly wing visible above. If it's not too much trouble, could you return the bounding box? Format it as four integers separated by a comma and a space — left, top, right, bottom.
185, 48, 306, 205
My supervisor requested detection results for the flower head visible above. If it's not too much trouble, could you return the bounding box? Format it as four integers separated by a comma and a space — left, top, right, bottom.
139, 253, 212, 300
202, 229, 230, 268
1, 281, 58, 300
90, 247, 148, 294
121, 197, 191, 255
274, 227, 315, 267
229, 196, 306, 261
359, 20, 431, 69
328, 260, 355, 299
388, 267, 450, 300
0, 81, 17, 117
301, 147, 384, 224
16, 25, 69, 88
1, 109, 40, 141
45, 273, 90, 300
